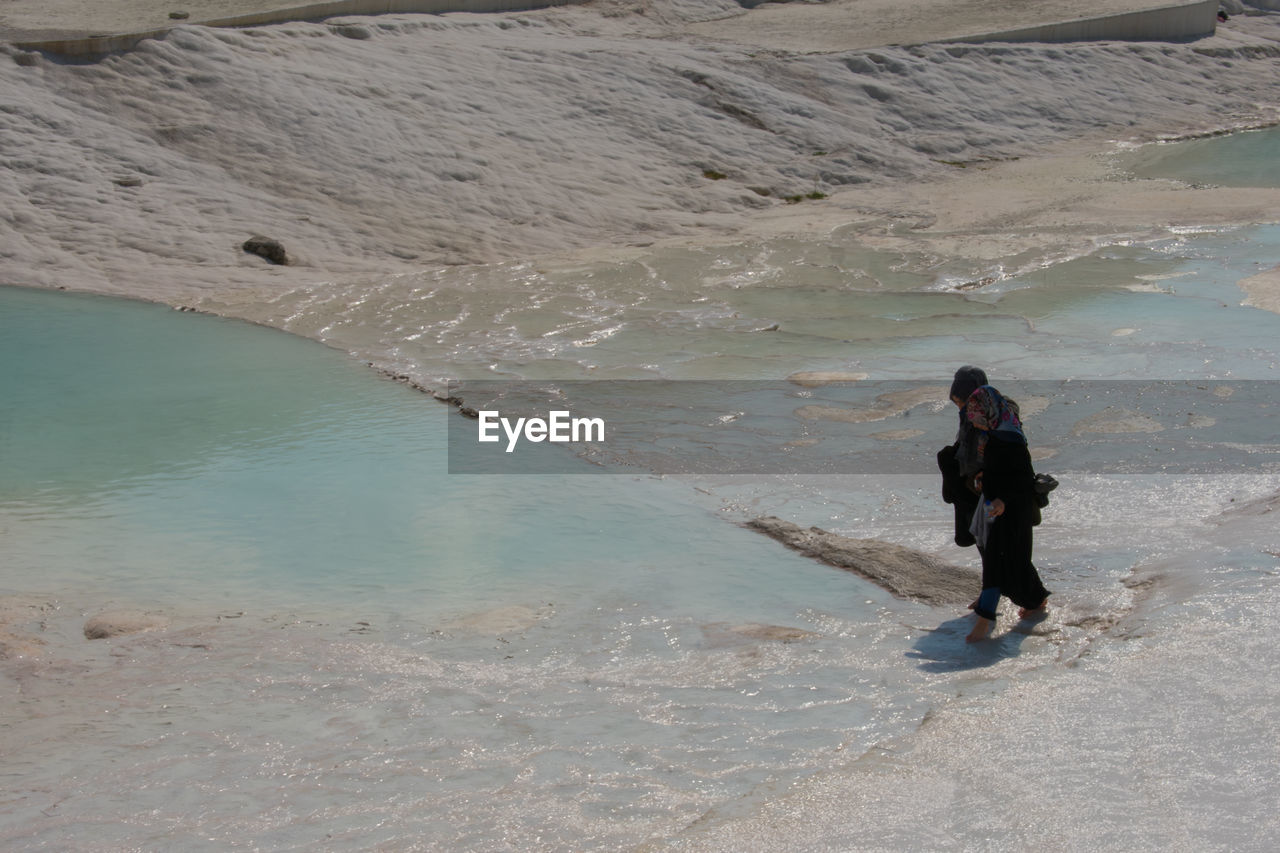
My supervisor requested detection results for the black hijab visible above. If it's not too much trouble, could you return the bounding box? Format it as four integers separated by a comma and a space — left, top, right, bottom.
949, 365, 988, 404
950, 366, 988, 476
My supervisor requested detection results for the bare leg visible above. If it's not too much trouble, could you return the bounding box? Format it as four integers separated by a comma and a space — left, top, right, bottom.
966, 615, 993, 643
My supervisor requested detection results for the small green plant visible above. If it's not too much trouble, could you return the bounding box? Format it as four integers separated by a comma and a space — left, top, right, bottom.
702, 169, 728, 180
783, 190, 828, 204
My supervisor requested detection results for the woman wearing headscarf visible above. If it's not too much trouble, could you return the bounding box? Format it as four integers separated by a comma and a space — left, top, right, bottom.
937, 366, 988, 547
963, 384, 1050, 642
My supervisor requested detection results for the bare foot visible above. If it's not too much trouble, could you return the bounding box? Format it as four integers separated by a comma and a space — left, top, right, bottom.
966, 616, 993, 643
1018, 601, 1049, 620
968, 598, 979, 611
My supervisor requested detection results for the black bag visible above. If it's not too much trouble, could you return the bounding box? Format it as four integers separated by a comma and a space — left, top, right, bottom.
1032, 472, 1058, 509
937, 445, 961, 504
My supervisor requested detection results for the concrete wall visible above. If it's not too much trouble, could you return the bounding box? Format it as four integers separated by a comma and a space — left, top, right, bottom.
945, 0, 1219, 45
14, 0, 580, 56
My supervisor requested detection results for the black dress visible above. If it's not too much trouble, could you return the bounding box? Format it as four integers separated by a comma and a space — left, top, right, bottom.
976, 436, 1050, 614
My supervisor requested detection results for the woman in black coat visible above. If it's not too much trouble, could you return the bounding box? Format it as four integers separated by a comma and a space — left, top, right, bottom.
963, 385, 1050, 642
938, 366, 988, 547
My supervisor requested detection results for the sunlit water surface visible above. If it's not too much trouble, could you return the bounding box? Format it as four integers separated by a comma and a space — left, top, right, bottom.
2, 129, 1280, 849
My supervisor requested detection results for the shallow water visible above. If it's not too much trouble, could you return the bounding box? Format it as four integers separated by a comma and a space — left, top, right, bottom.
245, 215, 1280, 388
1, 285, 882, 627
1, 285, 957, 847
3, 128, 1280, 848
1122, 124, 1280, 188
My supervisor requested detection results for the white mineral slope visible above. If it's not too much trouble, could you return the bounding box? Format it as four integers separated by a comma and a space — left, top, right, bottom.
1, 2, 1279, 313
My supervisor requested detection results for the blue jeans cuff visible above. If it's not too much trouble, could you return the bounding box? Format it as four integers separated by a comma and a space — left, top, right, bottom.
974, 587, 1000, 621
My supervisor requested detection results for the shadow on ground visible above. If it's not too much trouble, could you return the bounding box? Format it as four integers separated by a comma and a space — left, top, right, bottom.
907, 611, 1050, 672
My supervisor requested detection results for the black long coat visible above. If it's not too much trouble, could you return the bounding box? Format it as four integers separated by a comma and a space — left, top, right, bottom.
978, 436, 1050, 610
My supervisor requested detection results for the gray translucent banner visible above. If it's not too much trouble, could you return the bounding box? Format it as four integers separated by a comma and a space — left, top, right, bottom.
444, 379, 1280, 475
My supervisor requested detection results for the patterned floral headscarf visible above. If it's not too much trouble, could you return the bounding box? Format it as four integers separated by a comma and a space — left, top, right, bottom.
965, 385, 1026, 456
